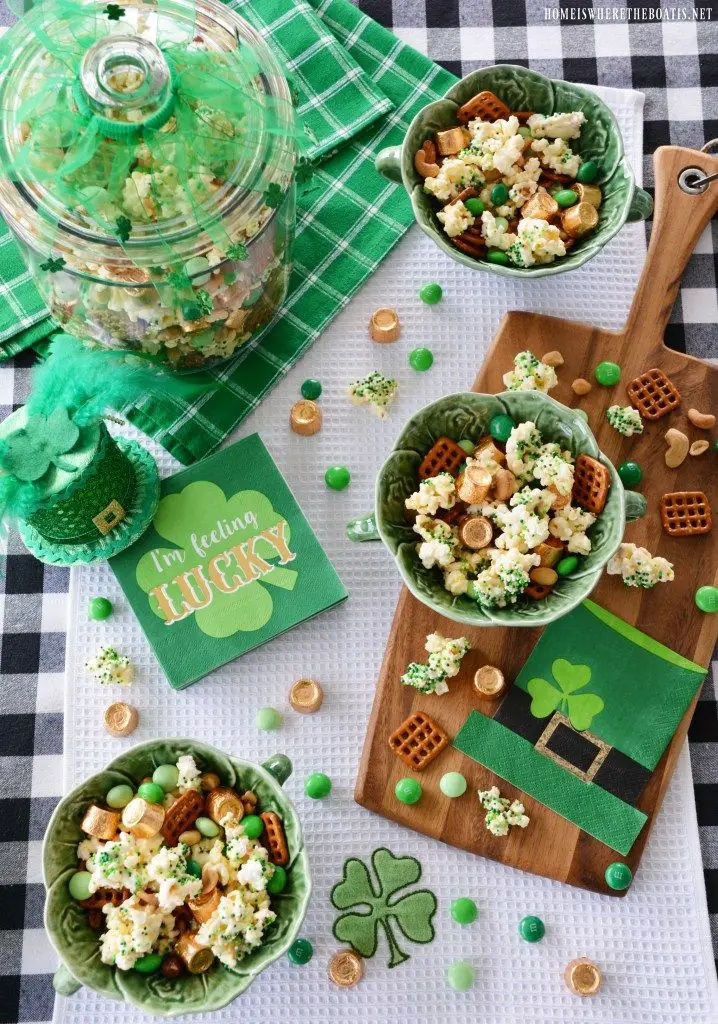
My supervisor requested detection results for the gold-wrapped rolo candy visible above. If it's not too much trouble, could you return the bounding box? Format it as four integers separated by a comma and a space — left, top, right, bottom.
564, 958, 602, 996
175, 934, 215, 974
206, 787, 244, 823
369, 307, 401, 343
473, 665, 507, 699
289, 677, 324, 713
328, 949, 364, 988
103, 701, 139, 737
575, 183, 602, 208
121, 797, 165, 838
290, 400, 322, 436
561, 201, 599, 238
188, 886, 221, 925
81, 805, 120, 840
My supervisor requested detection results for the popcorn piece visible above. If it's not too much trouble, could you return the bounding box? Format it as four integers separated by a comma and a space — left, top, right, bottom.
470, 547, 540, 608
85, 647, 133, 685
466, 116, 525, 177
533, 443, 574, 496
405, 473, 457, 516
401, 633, 470, 696
437, 199, 475, 238
480, 210, 516, 251
506, 217, 566, 268
401, 661, 449, 696
607, 543, 674, 589
503, 351, 558, 394
505, 420, 543, 477
146, 844, 202, 912
531, 137, 581, 177
176, 754, 202, 794
607, 404, 644, 437
100, 894, 174, 970
527, 111, 585, 140
423, 157, 483, 203
348, 371, 398, 419
478, 786, 530, 836
493, 503, 550, 553
549, 504, 597, 555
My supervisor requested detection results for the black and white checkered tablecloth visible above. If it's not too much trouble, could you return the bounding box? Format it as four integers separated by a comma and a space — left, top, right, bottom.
0, 1, 716, 1020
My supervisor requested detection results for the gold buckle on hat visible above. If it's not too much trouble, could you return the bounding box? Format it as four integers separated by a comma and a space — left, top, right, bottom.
535, 712, 611, 783
92, 499, 126, 535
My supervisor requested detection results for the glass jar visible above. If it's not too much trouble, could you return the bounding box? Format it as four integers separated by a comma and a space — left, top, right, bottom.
0, 0, 298, 370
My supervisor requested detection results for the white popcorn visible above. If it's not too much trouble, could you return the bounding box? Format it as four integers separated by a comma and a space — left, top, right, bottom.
503, 351, 558, 394
549, 505, 596, 554
607, 405, 644, 437
437, 199, 475, 238
533, 443, 574, 496
467, 116, 525, 177
493, 503, 550, 553
176, 753, 202, 793
405, 473, 456, 515
423, 157, 482, 202
507, 217, 566, 268
527, 111, 585, 140
531, 137, 581, 177
480, 210, 516, 251
607, 543, 674, 588
418, 538, 455, 569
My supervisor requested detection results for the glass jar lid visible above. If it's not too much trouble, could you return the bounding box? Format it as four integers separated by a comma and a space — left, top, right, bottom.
0, 0, 300, 288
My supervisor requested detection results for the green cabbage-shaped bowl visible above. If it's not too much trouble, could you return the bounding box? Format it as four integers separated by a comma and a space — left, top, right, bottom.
375, 64, 653, 277
43, 739, 310, 1017
346, 391, 646, 628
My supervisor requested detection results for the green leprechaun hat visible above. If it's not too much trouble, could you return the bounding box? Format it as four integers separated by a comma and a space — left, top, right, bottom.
0, 335, 163, 565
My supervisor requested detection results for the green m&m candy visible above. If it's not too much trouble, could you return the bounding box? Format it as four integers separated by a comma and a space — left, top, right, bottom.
447, 960, 475, 991
301, 378, 322, 400
241, 814, 264, 839
268, 865, 288, 893
288, 938, 313, 965
605, 862, 633, 891
490, 182, 509, 206
152, 764, 179, 791
69, 871, 93, 901
395, 777, 422, 805
134, 953, 163, 974
195, 816, 220, 838
493, 216, 508, 232
594, 360, 621, 386
490, 413, 516, 443
440, 772, 467, 798
256, 706, 282, 731
465, 197, 485, 216
554, 189, 578, 208
186, 859, 202, 878
419, 282, 443, 305
695, 586, 718, 613
519, 915, 545, 942
138, 782, 165, 805
451, 897, 478, 925
88, 597, 113, 621
305, 772, 332, 799
617, 461, 643, 487
518, 125, 532, 138
556, 555, 578, 577
325, 466, 350, 491
409, 347, 434, 372
486, 249, 510, 266
106, 784, 134, 809
458, 439, 475, 454
577, 160, 600, 184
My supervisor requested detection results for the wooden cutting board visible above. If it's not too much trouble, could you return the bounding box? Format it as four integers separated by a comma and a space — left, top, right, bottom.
355, 145, 718, 896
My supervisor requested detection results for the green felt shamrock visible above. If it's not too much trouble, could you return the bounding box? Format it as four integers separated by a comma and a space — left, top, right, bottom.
135, 480, 297, 639
263, 183, 284, 209
226, 242, 248, 262
527, 657, 604, 732
115, 215, 132, 243
104, 3, 125, 19
2, 408, 80, 482
39, 256, 65, 273
331, 848, 437, 968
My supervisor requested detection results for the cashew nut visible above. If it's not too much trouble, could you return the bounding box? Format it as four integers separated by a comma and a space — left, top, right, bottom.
201, 864, 219, 895
414, 140, 440, 178
688, 408, 716, 430
664, 428, 689, 468
542, 350, 564, 367
690, 439, 710, 457
572, 377, 592, 396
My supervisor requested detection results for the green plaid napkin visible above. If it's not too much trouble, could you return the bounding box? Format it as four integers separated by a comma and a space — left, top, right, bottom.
0, 0, 455, 464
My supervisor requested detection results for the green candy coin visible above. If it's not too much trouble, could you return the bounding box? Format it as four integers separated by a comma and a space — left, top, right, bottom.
447, 960, 475, 991
419, 282, 443, 305
457, 439, 475, 454
519, 915, 545, 942
577, 160, 599, 184
324, 466, 351, 491
395, 777, 422, 805
486, 249, 510, 266
88, 597, 113, 621
301, 378, 322, 400
617, 461, 643, 487
490, 182, 509, 206
69, 871, 93, 901
409, 347, 434, 372
268, 865, 288, 893
440, 771, 467, 798
489, 413, 516, 443
106, 784, 134, 809
594, 360, 621, 386
305, 772, 332, 799
556, 556, 578, 577
195, 816, 220, 838
152, 764, 179, 791
605, 862, 633, 891
288, 938, 313, 965
465, 197, 485, 216
138, 782, 165, 805
186, 859, 201, 878
554, 188, 579, 208
451, 897, 478, 925
241, 814, 264, 839
256, 706, 282, 731
695, 586, 718, 613
134, 953, 163, 974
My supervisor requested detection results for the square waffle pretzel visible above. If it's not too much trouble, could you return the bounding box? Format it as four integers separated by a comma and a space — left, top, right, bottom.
572, 453, 611, 514
161, 790, 204, 846
660, 491, 712, 536
457, 90, 510, 123
419, 436, 467, 479
388, 711, 449, 771
626, 367, 681, 420
260, 811, 289, 866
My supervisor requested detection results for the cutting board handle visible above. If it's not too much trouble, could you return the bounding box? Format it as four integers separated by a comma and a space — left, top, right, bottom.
624, 145, 718, 345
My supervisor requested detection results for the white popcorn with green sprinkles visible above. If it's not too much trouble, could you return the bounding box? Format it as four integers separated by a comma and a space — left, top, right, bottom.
401, 633, 470, 696
348, 370, 398, 418
85, 646, 133, 685
478, 785, 530, 837
502, 350, 558, 393
607, 543, 674, 589
606, 404, 643, 437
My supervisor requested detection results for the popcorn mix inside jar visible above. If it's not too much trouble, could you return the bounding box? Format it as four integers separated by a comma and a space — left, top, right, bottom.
0, 0, 300, 369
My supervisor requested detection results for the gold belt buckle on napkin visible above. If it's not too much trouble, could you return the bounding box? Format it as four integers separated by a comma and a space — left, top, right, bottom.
535, 711, 611, 782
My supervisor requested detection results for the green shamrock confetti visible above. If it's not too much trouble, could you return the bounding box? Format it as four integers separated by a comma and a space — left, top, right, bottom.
195, 289, 213, 315
135, 480, 298, 639
115, 215, 132, 242
263, 183, 284, 209
105, 3, 125, 18
226, 242, 248, 261
40, 256, 65, 273
2, 408, 79, 482
527, 657, 605, 732
331, 848, 437, 968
